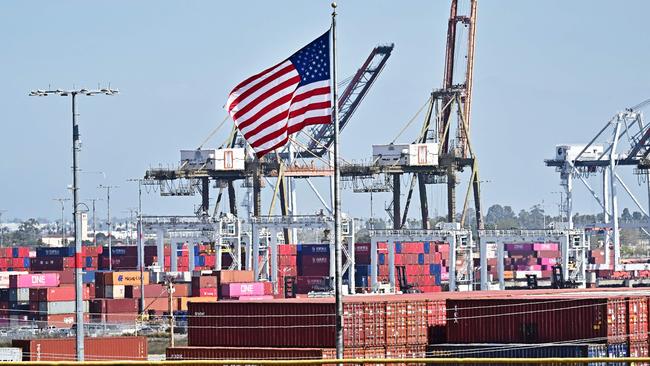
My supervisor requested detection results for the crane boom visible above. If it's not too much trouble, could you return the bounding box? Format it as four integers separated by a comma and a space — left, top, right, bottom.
296, 44, 394, 158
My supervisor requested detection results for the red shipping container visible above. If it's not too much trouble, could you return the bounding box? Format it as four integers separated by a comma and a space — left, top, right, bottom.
628, 296, 648, 342
144, 297, 175, 313
38, 286, 90, 301
278, 245, 297, 256
174, 283, 191, 297
32, 313, 90, 329
204, 256, 215, 267
13, 337, 147, 361
89, 298, 139, 314
90, 312, 140, 324
215, 270, 255, 284
199, 288, 217, 297
629, 340, 649, 361
86, 283, 95, 299
188, 301, 336, 348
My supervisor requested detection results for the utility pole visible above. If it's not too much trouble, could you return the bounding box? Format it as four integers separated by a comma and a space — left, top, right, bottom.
53, 198, 70, 245
128, 178, 146, 314
99, 185, 118, 271
30, 86, 118, 361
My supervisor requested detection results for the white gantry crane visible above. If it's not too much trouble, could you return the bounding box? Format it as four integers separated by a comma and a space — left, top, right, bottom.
545, 98, 650, 271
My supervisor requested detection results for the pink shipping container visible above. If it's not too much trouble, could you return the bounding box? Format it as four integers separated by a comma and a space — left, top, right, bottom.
9, 273, 60, 288
221, 282, 267, 298
533, 243, 559, 251
235, 295, 274, 301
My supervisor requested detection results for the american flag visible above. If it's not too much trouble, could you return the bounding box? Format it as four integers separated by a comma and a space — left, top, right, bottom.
226, 31, 332, 158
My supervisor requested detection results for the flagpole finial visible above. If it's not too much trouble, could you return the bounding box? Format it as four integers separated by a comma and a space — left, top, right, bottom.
331, 2, 337, 8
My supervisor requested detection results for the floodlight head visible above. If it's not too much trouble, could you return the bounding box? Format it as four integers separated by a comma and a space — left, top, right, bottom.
79, 88, 88, 94
60, 92, 69, 96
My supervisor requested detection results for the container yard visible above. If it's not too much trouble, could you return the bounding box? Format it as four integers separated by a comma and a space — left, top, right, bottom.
3, 0, 650, 364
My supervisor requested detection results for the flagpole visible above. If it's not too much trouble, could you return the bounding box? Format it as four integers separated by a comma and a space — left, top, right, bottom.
331, 1, 344, 360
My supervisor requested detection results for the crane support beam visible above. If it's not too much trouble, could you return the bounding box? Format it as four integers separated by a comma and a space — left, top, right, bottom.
392, 174, 401, 229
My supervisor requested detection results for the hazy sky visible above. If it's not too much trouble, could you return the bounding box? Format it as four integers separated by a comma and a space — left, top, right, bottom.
2, 1, 650, 223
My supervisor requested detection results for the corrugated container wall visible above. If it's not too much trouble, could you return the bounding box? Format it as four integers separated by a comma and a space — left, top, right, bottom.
12, 337, 147, 361
446, 297, 627, 344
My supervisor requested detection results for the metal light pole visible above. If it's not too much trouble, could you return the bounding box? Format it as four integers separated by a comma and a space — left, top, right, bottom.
99, 185, 118, 271
53, 198, 70, 244
128, 179, 146, 314
30, 86, 117, 361
331, 2, 344, 360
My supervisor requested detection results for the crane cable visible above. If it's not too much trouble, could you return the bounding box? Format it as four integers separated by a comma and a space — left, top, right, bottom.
391, 95, 433, 144
197, 114, 230, 150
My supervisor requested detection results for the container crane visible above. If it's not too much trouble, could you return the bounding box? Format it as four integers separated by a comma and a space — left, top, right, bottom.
395, 0, 483, 232
545, 98, 650, 271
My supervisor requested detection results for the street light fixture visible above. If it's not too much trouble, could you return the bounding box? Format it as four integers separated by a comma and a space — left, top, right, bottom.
30, 86, 117, 362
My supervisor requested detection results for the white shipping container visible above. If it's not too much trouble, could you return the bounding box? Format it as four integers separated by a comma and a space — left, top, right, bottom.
515, 270, 543, 279
0, 271, 28, 289
105, 285, 125, 299
180, 148, 245, 171
152, 271, 192, 283
38, 301, 89, 315
372, 143, 438, 166
0, 348, 22, 362
9, 288, 29, 302
407, 143, 439, 166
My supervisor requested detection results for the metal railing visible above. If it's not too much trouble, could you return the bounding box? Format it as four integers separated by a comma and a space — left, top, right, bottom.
4, 358, 650, 365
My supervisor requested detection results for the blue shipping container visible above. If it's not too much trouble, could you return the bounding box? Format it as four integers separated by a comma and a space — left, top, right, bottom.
12, 248, 18, 258
36, 247, 75, 257
298, 244, 330, 254
424, 242, 431, 254
197, 256, 206, 266
82, 270, 96, 283
418, 253, 425, 265
23, 258, 30, 268
379, 253, 385, 265
395, 242, 402, 254
428, 344, 608, 363
429, 264, 442, 285
607, 343, 627, 366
